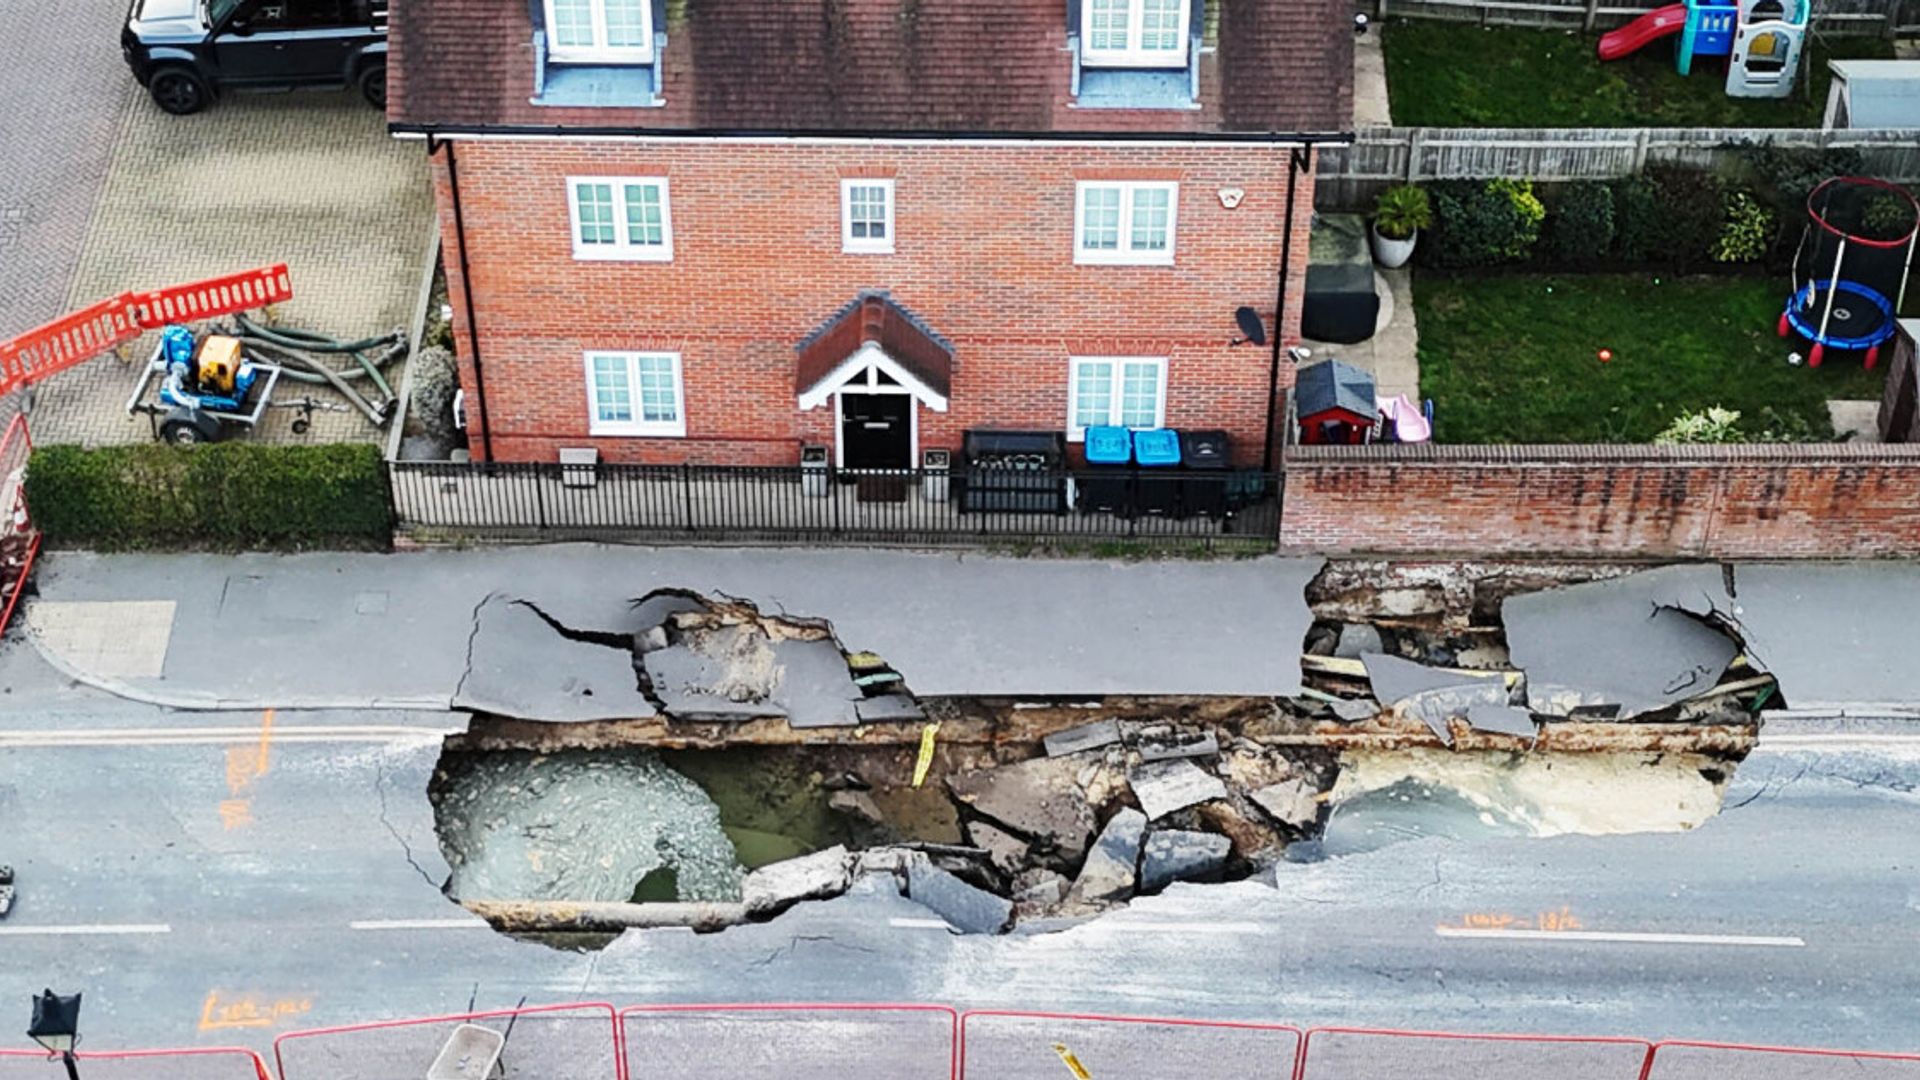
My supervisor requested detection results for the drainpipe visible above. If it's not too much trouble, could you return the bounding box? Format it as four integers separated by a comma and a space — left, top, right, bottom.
1263, 145, 1310, 473
435, 134, 494, 462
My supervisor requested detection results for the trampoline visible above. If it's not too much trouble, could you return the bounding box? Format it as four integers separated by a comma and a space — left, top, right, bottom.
1779, 176, 1918, 369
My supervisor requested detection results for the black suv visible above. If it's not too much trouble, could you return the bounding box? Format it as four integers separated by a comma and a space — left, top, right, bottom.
123, 0, 387, 115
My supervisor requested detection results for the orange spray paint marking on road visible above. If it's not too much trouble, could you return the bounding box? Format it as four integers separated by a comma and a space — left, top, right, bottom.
198, 991, 312, 1032
1051, 1044, 1093, 1080
219, 709, 276, 828
1443, 906, 1584, 933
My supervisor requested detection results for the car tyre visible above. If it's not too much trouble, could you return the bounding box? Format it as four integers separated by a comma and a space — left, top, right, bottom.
149, 66, 211, 115
358, 62, 387, 110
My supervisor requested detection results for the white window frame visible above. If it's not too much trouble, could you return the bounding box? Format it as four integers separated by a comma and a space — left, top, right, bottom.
1066, 356, 1168, 442
840, 178, 896, 255
543, 0, 654, 64
1081, 0, 1191, 69
567, 176, 673, 262
1074, 180, 1178, 266
585, 350, 686, 437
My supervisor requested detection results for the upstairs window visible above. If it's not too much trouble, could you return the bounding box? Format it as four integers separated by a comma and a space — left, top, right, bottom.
545, 0, 654, 63
1082, 0, 1190, 69
1074, 181, 1178, 266
841, 179, 896, 254
568, 177, 673, 261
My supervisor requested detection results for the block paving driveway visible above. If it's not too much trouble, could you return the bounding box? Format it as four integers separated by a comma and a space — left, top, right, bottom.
0, 0, 433, 447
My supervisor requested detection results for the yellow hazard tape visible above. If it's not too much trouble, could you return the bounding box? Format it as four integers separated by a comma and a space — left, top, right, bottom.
1051, 1044, 1092, 1080
911, 722, 940, 788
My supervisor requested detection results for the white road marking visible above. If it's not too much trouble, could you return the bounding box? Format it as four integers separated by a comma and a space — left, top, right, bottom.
349, 918, 492, 931
0, 726, 456, 748
888, 917, 954, 930
0, 923, 172, 936
1436, 927, 1805, 947
1101, 920, 1268, 935
1760, 735, 1920, 747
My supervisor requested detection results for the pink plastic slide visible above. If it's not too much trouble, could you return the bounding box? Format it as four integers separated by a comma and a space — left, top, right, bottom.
1597, 3, 1687, 61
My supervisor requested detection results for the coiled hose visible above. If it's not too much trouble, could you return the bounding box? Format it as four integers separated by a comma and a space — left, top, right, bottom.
228, 314, 408, 427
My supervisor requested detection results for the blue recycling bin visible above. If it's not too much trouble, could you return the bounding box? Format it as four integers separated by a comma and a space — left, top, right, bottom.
1078, 425, 1134, 514
1132, 428, 1182, 516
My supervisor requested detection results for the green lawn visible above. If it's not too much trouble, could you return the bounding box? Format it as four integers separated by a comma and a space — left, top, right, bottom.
1415, 273, 1887, 443
1382, 20, 1895, 128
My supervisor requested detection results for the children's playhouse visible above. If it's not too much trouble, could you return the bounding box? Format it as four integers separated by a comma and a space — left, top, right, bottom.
1597, 0, 1809, 99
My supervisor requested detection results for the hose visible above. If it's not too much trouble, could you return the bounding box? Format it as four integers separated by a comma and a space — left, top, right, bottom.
237, 337, 387, 426
229, 314, 403, 402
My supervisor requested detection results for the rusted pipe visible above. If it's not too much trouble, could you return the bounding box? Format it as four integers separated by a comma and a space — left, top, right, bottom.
462, 899, 748, 933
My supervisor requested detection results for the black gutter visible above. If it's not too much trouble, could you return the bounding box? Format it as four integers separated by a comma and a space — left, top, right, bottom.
392, 121, 1356, 146
1263, 144, 1310, 474
433, 134, 494, 462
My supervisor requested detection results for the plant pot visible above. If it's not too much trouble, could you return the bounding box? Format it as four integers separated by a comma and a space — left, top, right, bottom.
1371, 224, 1417, 268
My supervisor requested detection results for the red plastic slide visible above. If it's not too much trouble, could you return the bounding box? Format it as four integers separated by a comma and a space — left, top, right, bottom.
1597, 3, 1687, 61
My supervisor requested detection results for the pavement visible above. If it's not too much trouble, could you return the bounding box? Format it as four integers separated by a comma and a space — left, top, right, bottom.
1353, 21, 1392, 127
14, 73, 432, 448
0, 667, 1916, 1059
18, 547, 1323, 709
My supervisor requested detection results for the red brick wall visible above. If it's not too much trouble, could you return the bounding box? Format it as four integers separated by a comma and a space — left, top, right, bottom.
1280, 444, 1920, 559
429, 140, 1316, 465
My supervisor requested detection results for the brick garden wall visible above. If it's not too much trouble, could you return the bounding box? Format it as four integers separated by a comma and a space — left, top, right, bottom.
429, 140, 1315, 465
1280, 444, 1920, 559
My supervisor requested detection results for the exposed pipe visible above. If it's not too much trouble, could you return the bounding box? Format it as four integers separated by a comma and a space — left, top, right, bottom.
1264, 145, 1310, 474
462, 898, 748, 933
437, 135, 495, 462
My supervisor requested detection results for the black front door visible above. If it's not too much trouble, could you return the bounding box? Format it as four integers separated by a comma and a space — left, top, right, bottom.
840, 393, 912, 469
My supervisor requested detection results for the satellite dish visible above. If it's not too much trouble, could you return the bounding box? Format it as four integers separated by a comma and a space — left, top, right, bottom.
1233, 306, 1268, 347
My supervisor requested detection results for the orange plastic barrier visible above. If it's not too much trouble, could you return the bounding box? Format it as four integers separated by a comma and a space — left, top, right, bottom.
0, 263, 292, 398
130, 263, 292, 330
0, 1046, 269, 1080
0, 412, 39, 636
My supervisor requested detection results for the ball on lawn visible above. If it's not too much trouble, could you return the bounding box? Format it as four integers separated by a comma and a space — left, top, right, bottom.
1597, 348, 1614, 363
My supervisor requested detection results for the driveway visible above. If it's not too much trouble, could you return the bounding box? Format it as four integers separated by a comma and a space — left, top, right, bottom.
1, 10, 433, 448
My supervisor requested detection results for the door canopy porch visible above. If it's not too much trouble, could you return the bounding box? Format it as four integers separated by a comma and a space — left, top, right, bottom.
795, 290, 952, 412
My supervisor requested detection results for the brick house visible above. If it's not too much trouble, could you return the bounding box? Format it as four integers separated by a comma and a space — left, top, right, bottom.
388, 0, 1352, 470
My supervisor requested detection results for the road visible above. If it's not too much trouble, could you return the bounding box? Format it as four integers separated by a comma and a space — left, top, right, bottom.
0, 641, 1917, 1061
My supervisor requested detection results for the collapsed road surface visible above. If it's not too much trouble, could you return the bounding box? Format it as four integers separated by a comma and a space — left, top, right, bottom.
0, 695, 1915, 1053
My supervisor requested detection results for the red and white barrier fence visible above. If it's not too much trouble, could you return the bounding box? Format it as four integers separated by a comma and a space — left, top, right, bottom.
0, 264, 292, 399
0, 1046, 268, 1080
20, 1005, 1918, 1080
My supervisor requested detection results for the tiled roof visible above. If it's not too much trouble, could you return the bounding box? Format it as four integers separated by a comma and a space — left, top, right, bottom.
390, 0, 1353, 135
796, 291, 954, 400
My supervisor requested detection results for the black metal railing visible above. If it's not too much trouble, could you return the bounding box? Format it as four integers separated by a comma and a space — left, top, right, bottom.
389, 461, 1280, 552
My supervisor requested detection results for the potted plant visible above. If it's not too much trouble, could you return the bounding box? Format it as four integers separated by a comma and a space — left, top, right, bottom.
1370, 184, 1431, 268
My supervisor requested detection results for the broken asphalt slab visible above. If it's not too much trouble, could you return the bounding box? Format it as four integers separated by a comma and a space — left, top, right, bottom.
1360, 652, 1508, 744
1503, 564, 1739, 718
1724, 563, 1920, 711
19, 547, 1317, 710
451, 594, 657, 722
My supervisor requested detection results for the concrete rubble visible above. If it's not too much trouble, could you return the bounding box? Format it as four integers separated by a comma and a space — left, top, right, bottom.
907, 858, 1013, 934
1129, 759, 1229, 820
1044, 720, 1122, 757
742, 846, 852, 917
1250, 778, 1321, 829
1067, 809, 1146, 904
948, 757, 1098, 862
1139, 830, 1231, 892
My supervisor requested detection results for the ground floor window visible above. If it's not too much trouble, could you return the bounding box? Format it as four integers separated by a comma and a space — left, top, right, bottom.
1066, 356, 1166, 441
586, 351, 685, 437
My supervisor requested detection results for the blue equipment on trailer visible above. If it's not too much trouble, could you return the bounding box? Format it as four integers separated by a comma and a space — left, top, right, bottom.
126, 324, 284, 444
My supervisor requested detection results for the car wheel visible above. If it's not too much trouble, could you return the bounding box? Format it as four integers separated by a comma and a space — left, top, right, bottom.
149, 66, 211, 115
358, 62, 386, 110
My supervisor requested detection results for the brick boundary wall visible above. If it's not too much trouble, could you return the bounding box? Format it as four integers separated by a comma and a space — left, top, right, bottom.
1279, 443, 1920, 559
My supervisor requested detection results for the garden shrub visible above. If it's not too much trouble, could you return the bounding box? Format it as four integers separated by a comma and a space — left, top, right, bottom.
1543, 182, 1616, 266
1644, 167, 1724, 270
1425, 178, 1544, 268
1712, 189, 1775, 264
26, 442, 392, 550
1731, 141, 1865, 266
1860, 191, 1917, 242
1611, 176, 1663, 263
